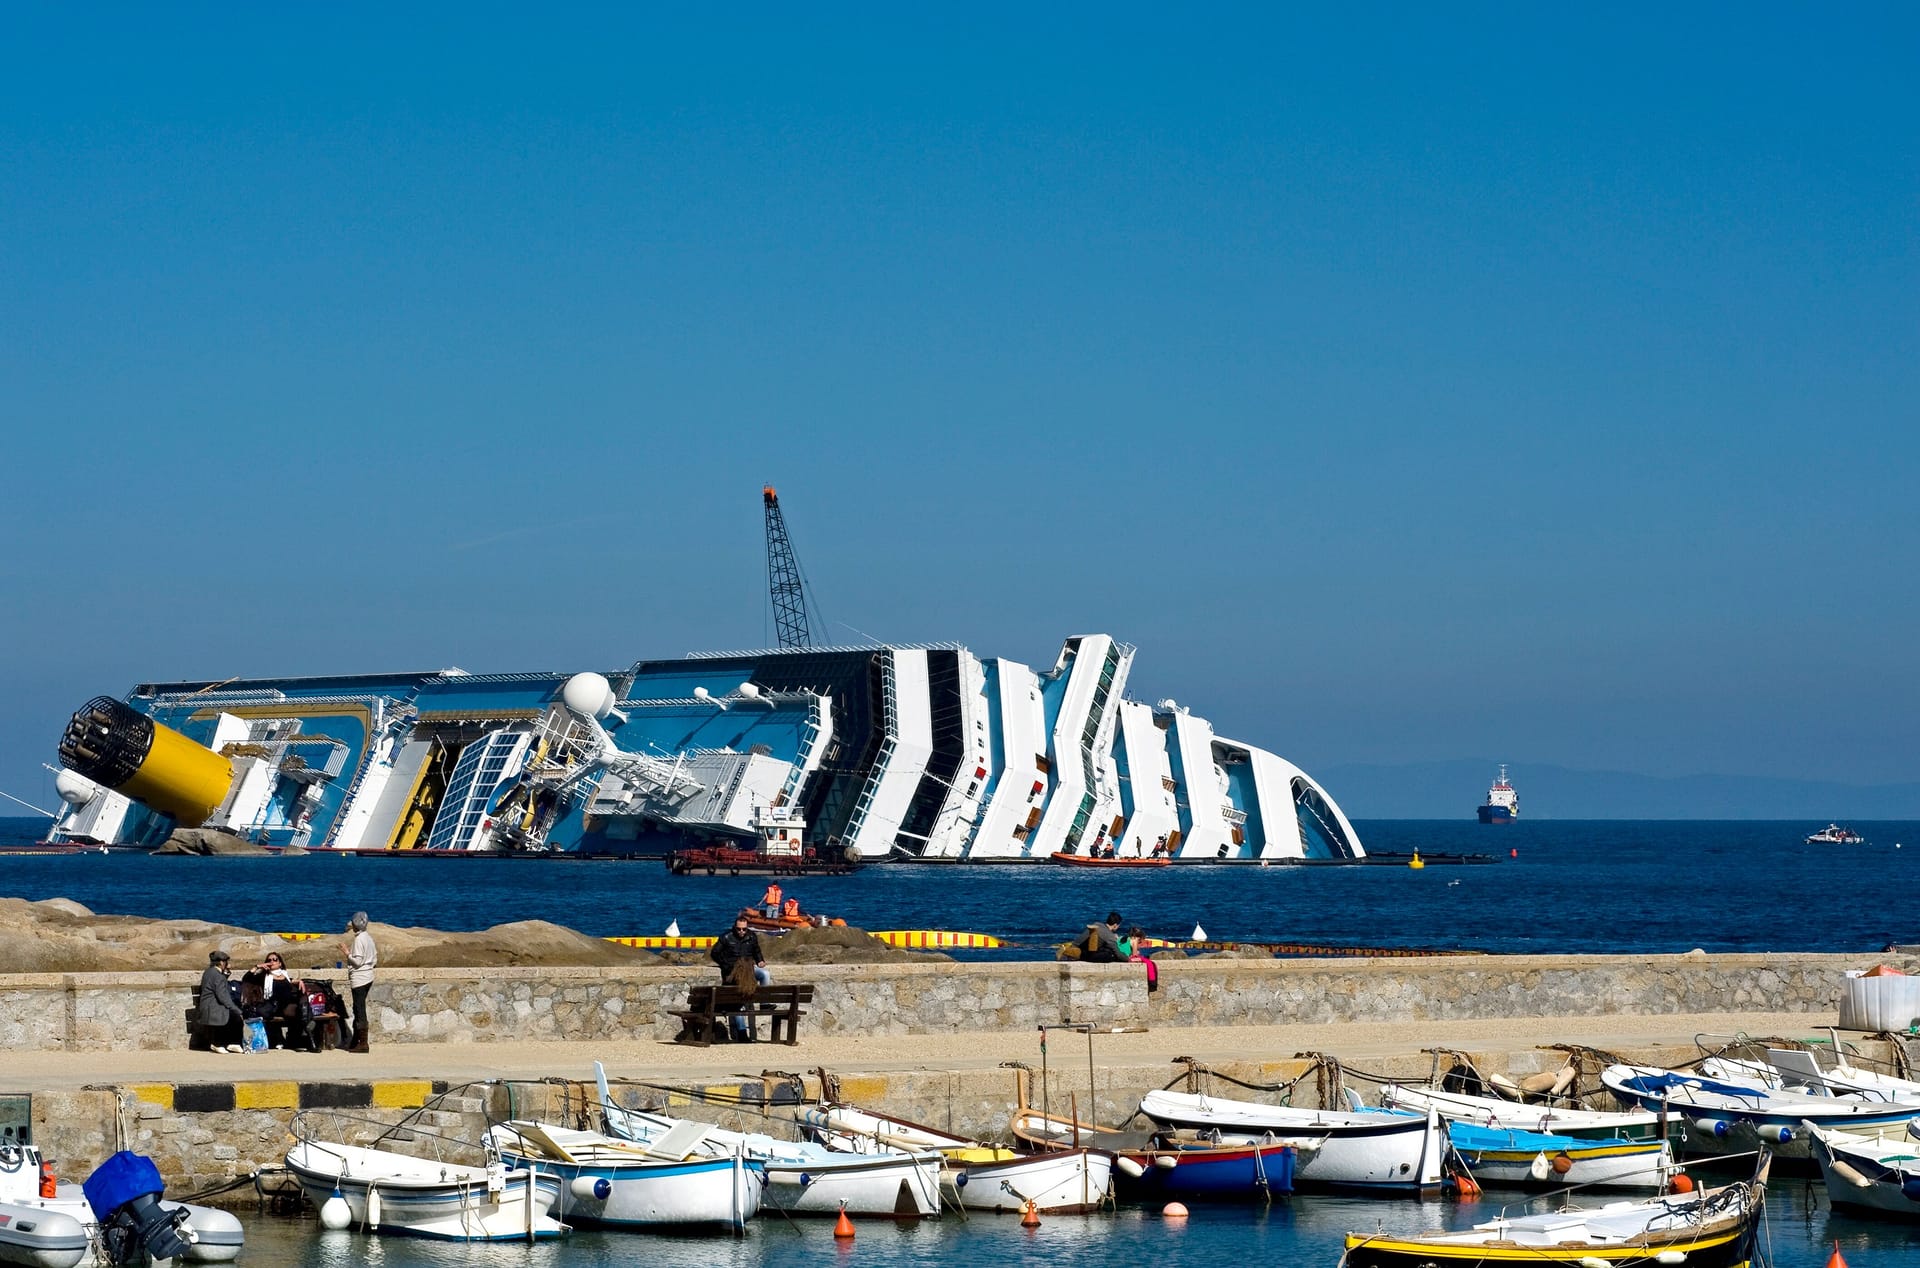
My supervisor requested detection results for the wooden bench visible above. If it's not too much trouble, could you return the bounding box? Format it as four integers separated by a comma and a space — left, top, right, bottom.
668, 983, 814, 1047
186, 987, 343, 1051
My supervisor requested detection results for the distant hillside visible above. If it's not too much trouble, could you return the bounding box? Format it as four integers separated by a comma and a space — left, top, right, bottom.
1315, 760, 1920, 820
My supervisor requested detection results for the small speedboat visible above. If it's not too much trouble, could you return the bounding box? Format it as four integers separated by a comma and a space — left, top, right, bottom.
285, 1139, 567, 1241
1342, 1155, 1768, 1267
593, 1064, 937, 1217
1139, 1089, 1445, 1192
1807, 824, 1866, 844
0, 1144, 243, 1267
484, 1121, 764, 1231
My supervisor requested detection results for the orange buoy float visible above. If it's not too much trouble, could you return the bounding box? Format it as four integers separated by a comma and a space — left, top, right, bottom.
833, 1203, 855, 1239
1162, 1201, 1189, 1218
1669, 1170, 1694, 1194
1451, 1169, 1480, 1199
1828, 1240, 1849, 1268
1020, 1199, 1041, 1227
1550, 1152, 1573, 1175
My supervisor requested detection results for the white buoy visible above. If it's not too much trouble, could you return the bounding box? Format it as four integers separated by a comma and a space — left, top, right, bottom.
665, 919, 681, 937
319, 1188, 350, 1230
1191, 923, 1207, 942
366, 1187, 382, 1229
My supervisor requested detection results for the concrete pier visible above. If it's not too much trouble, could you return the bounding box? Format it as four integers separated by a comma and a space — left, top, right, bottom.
0, 950, 1903, 1201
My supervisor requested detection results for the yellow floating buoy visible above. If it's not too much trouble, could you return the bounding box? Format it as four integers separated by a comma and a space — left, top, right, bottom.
1409, 851, 1425, 870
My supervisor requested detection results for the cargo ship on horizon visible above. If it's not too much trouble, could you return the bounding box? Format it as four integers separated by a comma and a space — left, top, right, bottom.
1477, 765, 1518, 824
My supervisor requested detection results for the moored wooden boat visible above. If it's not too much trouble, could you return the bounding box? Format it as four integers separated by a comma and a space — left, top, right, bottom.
284, 1139, 567, 1241
594, 1064, 941, 1217
1010, 1104, 1293, 1200
1139, 1089, 1445, 1192
793, 1102, 1114, 1213
484, 1121, 764, 1230
1602, 1062, 1920, 1161
1808, 1120, 1920, 1219
1446, 1121, 1671, 1191
1342, 1155, 1768, 1267
1376, 1082, 1668, 1142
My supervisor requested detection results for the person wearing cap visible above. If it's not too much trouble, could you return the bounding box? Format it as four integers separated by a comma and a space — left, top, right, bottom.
1082, 911, 1125, 963
194, 950, 245, 1053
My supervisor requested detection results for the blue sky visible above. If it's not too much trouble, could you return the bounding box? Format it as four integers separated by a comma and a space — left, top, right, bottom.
1, 5, 1915, 811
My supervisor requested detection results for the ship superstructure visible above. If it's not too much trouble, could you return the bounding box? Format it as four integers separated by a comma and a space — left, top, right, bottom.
45, 635, 1365, 862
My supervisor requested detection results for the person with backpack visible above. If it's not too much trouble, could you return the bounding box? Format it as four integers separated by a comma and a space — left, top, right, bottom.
1082, 911, 1124, 963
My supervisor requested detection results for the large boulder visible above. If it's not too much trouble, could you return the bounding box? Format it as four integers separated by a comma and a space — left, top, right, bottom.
153, 829, 271, 856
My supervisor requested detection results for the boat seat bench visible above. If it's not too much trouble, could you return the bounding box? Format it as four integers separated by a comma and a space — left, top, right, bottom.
668, 983, 813, 1047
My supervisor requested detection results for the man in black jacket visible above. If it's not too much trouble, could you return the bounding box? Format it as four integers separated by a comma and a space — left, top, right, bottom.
709, 912, 772, 1042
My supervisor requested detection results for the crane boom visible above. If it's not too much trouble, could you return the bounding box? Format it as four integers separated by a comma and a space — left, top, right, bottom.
763, 484, 814, 649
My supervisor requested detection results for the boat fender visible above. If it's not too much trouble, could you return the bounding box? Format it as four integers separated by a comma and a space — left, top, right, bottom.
1486, 1073, 1522, 1101
569, 1176, 612, 1201
1153, 1155, 1178, 1170
1824, 1159, 1871, 1189
1114, 1156, 1146, 1179
320, 1187, 351, 1229
1529, 1152, 1550, 1181
1756, 1124, 1793, 1144
1293, 1139, 1324, 1153
1694, 1118, 1731, 1139
1655, 1254, 1689, 1266
1578, 1258, 1612, 1268
365, 1185, 381, 1230
1668, 1172, 1694, 1195
768, 1171, 808, 1186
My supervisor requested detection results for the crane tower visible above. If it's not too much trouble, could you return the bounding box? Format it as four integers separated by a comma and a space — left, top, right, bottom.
763, 484, 814, 649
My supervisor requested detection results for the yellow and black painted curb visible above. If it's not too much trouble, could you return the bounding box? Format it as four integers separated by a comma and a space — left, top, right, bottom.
124, 1079, 451, 1114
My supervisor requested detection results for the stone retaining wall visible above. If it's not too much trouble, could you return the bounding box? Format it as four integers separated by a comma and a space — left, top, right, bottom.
0, 952, 1888, 1054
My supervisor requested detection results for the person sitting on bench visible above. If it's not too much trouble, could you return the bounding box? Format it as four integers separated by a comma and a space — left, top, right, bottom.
709, 912, 772, 1042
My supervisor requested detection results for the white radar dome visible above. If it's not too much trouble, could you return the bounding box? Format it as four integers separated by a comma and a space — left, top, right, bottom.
561, 672, 618, 719
54, 768, 101, 806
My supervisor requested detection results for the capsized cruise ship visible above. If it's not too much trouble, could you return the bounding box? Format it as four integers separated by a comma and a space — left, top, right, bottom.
45, 635, 1365, 862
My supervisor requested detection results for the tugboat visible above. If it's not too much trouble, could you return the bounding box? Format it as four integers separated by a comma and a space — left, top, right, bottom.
1476, 765, 1518, 824
1805, 823, 1866, 845
666, 803, 862, 876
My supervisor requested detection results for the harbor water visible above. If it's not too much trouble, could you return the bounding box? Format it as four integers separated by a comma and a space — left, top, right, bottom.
173, 1181, 1920, 1266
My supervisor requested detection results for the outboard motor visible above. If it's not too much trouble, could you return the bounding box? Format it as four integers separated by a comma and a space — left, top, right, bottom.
82, 1152, 193, 1265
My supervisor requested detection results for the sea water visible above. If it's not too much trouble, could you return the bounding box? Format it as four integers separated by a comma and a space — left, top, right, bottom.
176, 1181, 1920, 1265
1, 818, 1916, 954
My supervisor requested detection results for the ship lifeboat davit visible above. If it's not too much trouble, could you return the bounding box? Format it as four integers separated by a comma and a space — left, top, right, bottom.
57, 697, 232, 826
